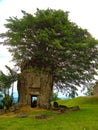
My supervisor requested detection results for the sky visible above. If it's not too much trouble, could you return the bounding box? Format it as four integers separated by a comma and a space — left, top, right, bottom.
0, 0, 98, 72
0, 0, 98, 97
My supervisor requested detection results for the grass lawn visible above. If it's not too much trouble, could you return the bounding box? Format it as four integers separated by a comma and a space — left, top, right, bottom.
0, 96, 98, 130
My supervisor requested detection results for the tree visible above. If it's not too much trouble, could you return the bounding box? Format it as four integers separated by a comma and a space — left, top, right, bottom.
51, 92, 60, 102
0, 66, 18, 109
85, 87, 94, 96
0, 9, 98, 108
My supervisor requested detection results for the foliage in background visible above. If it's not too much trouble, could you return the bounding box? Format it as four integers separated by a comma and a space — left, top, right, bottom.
0, 66, 18, 109
2, 94, 13, 110
0, 9, 98, 97
51, 92, 60, 101
85, 86, 94, 96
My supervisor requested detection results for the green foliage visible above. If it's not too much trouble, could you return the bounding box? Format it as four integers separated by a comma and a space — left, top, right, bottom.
0, 66, 18, 93
0, 66, 18, 109
24, 67, 45, 74
2, 94, 13, 110
51, 92, 60, 101
0, 9, 98, 96
85, 86, 94, 96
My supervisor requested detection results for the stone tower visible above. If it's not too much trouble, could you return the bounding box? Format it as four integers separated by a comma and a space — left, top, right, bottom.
17, 71, 53, 109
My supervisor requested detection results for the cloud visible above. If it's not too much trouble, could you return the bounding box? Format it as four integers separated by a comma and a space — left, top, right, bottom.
1, 0, 98, 38
0, 0, 3, 2
0, 45, 13, 72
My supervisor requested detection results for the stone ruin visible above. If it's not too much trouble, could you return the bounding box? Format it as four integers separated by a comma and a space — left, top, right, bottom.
17, 71, 53, 109
52, 101, 80, 114
93, 81, 98, 95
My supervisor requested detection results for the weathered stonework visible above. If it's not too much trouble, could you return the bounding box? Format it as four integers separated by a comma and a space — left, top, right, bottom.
17, 71, 53, 109
93, 82, 98, 95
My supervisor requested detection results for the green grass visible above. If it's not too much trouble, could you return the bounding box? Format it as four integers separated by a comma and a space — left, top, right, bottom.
58, 95, 98, 106
0, 96, 98, 130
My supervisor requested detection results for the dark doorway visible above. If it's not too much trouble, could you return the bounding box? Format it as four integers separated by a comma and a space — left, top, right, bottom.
31, 95, 37, 108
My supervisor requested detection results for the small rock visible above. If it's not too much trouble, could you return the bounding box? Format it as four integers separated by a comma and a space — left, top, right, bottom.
35, 114, 50, 120
53, 102, 59, 108
17, 113, 28, 118
0, 109, 5, 115
69, 106, 80, 111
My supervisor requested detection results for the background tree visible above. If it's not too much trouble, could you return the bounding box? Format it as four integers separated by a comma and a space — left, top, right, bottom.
0, 9, 98, 102
0, 66, 18, 109
51, 92, 60, 102
85, 87, 94, 96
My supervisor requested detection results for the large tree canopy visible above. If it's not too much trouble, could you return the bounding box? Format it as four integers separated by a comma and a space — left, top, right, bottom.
0, 9, 98, 96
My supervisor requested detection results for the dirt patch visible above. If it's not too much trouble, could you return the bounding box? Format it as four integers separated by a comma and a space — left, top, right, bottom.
0, 112, 17, 117
17, 113, 28, 118
34, 114, 51, 120
16, 105, 45, 113
0, 105, 45, 117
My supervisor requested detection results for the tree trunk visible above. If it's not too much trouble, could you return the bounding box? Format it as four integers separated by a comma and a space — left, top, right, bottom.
17, 71, 53, 109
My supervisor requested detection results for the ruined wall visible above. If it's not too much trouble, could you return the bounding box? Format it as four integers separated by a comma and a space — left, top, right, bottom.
17, 71, 53, 109
93, 82, 98, 95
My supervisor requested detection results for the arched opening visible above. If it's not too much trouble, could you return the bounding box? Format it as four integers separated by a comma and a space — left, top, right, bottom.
31, 95, 38, 108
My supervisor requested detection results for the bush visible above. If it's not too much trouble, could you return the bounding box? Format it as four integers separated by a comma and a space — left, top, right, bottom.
2, 94, 13, 110
51, 93, 60, 102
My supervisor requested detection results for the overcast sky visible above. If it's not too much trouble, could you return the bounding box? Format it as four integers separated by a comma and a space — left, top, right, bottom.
0, 0, 98, 72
